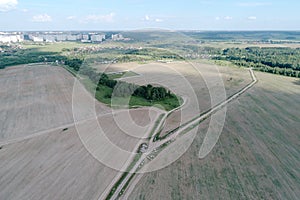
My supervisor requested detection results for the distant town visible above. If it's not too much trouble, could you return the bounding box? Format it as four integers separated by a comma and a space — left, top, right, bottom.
0, 32, 130, 43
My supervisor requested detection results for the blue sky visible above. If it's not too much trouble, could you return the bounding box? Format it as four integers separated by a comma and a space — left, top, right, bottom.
0, 0, 299, 31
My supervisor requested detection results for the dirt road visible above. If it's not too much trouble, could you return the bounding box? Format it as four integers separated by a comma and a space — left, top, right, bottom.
108, 68, 257, 200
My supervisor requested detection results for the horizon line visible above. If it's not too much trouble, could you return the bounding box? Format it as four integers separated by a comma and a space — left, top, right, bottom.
1, 29, 300, 32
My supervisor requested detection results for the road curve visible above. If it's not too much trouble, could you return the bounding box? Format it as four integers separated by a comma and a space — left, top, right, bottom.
109, 68, 257, 200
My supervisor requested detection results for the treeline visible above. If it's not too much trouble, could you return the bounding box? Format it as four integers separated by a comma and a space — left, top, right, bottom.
0, 48, 65, 69
66, 58, 175, 101
184, 31, 300, 41
230, 60, 300, 77
214, 47, 300, 78
64, 58, 83, 71
0, 49, 175, 101
125, 48, 184, 60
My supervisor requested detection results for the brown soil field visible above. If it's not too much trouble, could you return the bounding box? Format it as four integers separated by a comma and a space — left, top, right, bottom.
0, 64, 110, 141
93, 61, 252, 137
98, 109, 163, 152
0, 65, 162, 200
0, 126, 118, 200
2, 62, 298, 200
128, 72, 300, 199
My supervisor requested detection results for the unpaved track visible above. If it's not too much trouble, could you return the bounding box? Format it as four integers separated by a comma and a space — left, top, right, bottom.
107, 68, 257, 200
99, 98, 187, 200
0, 64, 257, 200
0, 64, 160, 200
0, 110, 125, 147
1, 65, 78, 140
128, 72, 300, 200
152, 68, 257, 153
0, 65, 118, 200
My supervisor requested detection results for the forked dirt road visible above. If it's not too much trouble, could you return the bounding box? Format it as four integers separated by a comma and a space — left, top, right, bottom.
0, 64, 257, 200
108, 68, 257, 200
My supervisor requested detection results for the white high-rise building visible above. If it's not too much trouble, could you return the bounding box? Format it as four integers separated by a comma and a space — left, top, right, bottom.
91, 34, 105, 42
56, 34, 67, 41
0, 34, 24, 43
112, 34, 124, 41
43, 35, 56, 42
32, 36, 43, 42
67, 35, 77, 41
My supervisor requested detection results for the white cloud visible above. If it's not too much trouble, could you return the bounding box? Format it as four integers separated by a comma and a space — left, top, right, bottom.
238, 2, 271, 7
32, 14, 52, 22
224, 16, 233, 20
215, 16, 234, 21
0, 0, 18, 12
67, 16, 76, 20
82, 13, 115, 23
142, 15, 163, 22
248, 16, 257, 20
145, 15, 150, 21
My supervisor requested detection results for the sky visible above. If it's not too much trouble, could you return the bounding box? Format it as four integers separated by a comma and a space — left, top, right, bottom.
0, 0, 300, 31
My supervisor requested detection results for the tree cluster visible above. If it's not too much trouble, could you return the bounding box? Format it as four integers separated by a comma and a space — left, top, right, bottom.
64, 58, 83, 71
133, 85, 171, 100
98, 73, 172, 100
0, 48, 65, 69
66, 60, 174, 101
214, 47, 300, 78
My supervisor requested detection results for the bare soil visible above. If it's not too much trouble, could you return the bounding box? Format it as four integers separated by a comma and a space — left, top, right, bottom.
129, 72, 300, 200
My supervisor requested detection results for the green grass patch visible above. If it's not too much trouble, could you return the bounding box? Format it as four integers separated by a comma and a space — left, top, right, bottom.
95, 85, 113, 104
107, 71, 139, 80
148, 114, 165, 139
105, 153, 142, 200
96, 94, 181, 111
62, 65, 78, 77
118, 173, 136, 197
62, 58, 182, 111
129, 95, 181, 111
22, 42, 96, 52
